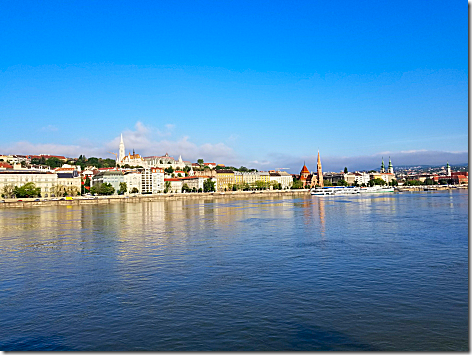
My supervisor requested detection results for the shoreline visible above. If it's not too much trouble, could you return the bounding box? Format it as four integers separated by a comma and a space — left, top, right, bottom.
0, 189, 311, 209
0, 186, 467, 209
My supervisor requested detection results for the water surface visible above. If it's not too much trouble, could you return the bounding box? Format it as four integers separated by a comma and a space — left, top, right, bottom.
0, 191, 468, 350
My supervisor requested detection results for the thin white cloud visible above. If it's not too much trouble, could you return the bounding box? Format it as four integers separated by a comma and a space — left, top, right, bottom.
40, 125, 59, 132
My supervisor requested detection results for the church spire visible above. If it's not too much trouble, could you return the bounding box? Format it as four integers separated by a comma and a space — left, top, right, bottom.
380, 157, 385, 173
388, 157, 393, 174
317, 150, 323, 187
118, 134, 125, 164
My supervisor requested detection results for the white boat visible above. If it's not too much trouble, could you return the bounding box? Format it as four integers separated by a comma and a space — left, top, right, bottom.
359, 186, 394, 193
310, 186, 361, 195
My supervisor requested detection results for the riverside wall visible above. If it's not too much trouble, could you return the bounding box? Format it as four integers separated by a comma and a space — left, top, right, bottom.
0, 189, 311, 209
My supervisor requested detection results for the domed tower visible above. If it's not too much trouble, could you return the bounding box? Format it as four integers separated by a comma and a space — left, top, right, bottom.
446, 162, 451, 176
388, 157, 393, 174
380, 157, 385, 173
317, 150, 323, 187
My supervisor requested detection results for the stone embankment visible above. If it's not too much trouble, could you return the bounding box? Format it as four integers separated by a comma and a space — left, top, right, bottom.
394, 185, 468, 192
0, 189, 311, 209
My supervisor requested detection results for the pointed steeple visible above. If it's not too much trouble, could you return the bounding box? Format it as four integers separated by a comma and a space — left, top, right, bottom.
380, 157, 385, 173
118, 134, 125, 163
317, 150, 323, 187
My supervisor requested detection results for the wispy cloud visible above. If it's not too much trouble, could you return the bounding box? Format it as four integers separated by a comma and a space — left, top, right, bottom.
40, 125, 59, 132
0, 121, 239, 164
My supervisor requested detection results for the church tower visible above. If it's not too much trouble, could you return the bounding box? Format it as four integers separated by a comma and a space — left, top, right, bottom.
118, 134, 125, 165
388, 157, 393, 174
300, 162, 310, 188
380, 157, 385, 173
446, 162, 451, 176
317, 150, 323, 187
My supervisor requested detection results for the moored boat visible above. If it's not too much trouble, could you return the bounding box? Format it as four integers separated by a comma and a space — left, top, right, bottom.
310, 186, 361, 196
359, 186, 394, 193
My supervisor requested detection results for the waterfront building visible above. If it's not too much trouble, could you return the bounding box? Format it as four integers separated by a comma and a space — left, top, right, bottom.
278, 171, 293, 189
56, 170, 81, 193
124, 171, 142, 194
257, 171, 270, 185
269, 172, 282, 187
91, 170, 124, 194
0, 170, 57, 197
179, 176, 216, 191
164, 178, 183, 193
370, 172, 396, 185
216, 169, 235, 191
353, 172, 371, 186
141, 168, 164, 194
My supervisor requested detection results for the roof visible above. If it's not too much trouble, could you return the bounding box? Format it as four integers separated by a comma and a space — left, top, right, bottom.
0, 170, 54, 175
300, 165, 310, 174
0, 162, 13, 168
164, 178, 182, 182
57, 172, 78, 179
216, 169, 234, 174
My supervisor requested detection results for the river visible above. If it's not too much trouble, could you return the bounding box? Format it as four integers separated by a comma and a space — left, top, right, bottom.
0, 190, 468, 350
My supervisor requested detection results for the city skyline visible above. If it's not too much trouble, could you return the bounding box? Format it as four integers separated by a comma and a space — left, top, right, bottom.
0, 1, 467, 172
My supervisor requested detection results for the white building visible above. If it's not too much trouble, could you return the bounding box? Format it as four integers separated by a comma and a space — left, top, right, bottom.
141, 167, 164, 194
124, 171, 142, 194
165, 178, 183, 193
91, 170, 124, 194
0, 170, 58, 198
144, 153, 191, 170
180, 176, 217, 192
278, 171, 293, 189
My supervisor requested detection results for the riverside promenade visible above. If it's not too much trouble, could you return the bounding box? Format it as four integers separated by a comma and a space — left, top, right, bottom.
0, 189, 311, 209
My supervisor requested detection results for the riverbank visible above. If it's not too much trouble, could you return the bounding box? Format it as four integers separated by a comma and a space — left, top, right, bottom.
0, 189, 311, 209
395, 185, 468, 192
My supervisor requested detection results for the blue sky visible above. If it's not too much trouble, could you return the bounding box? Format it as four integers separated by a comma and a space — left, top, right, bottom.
0, 0, 468, 172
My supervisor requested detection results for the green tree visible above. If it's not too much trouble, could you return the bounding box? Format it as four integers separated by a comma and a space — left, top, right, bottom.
344, 167, 348, 174
182, 183, 190, 193
203, 178, 216, 192
14, 182, 41, 198
371, 178, 386, 186
389, 179, 398, 186
45, 157, 63, 168
165, 166, 174, 174
87, 157, 100, 167
2, 184, 16, 198
164, 181, 171, 193
337, 179, 349, 186
197, 159, 204, 166
323, 179, 332, 186
291, 179, 304, 189
118, 182, 127, 195
424, 178, 434, 185
131, 187, 139, 194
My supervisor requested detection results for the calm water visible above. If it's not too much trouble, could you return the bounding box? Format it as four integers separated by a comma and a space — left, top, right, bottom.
0, 191, 468, 351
